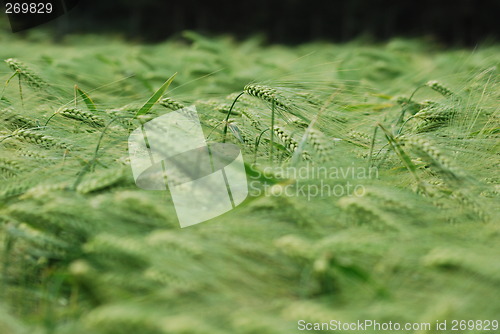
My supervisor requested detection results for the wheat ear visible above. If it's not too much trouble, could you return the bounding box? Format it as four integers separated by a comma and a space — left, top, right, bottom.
426, 80, 457, 99
160, 97, 185, 111
243, 84, 290, 110
57, 108, 105, 127
1, 107, 38, 129
273, 126, 298, 153
4, 58, 48, 91
402, 136, 460, 181
11, 128, 72, 150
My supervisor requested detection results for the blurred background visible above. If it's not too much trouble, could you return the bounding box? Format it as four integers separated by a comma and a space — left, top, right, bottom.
2, 0, 499, 45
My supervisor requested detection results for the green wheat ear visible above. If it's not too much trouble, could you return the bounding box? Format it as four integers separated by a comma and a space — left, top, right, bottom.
243, 84, 311, 122
273, 126, 298, 153
0, 158, 22, 178
58, 107, 106, 127
244, 84, 290, 110
1, 107, 38, 130
402, 136, 461, 181
425, 80, 457, 98
160, 97, 185, 111
4, 58, 48, 91
11, 128, 72, 150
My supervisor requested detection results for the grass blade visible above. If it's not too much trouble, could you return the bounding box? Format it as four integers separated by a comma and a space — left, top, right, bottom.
75, 85, 98, 113
135, 73, 177, 117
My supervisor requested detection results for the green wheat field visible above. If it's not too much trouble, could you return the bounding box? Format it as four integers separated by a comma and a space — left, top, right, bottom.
0, 29, 499, 333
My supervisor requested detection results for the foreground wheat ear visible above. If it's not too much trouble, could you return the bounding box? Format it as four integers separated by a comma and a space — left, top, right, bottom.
160, 97, 185, 111
4, 58, 48, 91
244, 84, 289, 109
10, 128, 72, 150
57, 107, 106, 127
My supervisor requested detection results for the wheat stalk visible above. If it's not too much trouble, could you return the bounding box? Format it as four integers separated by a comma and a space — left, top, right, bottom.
399, 103, 454, 134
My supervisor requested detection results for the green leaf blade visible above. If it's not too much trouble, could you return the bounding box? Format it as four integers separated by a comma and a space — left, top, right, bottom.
136, 73, 177, 117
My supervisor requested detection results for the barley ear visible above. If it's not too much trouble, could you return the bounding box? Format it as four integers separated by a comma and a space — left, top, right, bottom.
426, 80, 457, 99
160, 97, 185, 111
58, 107, 106, 127
243, 84, 289, 110
4, 58, 48, 91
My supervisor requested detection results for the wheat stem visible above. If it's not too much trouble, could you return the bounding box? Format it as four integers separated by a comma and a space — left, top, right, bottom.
270, 99, 275, 162
368, 125, 379, 168
254, 128, 270, 164
377, 123, 421, 186
73, 116, 134, 189
222, 92, 244, 143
